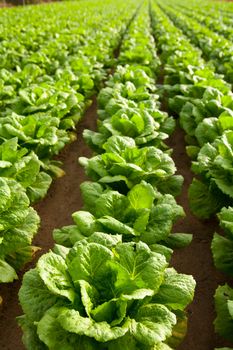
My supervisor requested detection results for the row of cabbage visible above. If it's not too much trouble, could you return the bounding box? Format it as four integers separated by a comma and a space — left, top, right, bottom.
0, 0, 138, 294
194, 0, 233, 19
151, 2, 233, 348
158, 1, 233, 84
165, 0, 233, 41
17, 4, 195, 350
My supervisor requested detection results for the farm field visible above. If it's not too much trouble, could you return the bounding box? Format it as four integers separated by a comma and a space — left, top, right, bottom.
0, 0, 233, 349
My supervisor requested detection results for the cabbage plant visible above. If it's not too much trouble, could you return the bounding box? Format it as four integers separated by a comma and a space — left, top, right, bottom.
53, 181, 191, 260
18, 232, 195, 350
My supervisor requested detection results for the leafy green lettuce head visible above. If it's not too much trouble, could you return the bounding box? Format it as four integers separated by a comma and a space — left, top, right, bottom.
214, 284, 233, 344
79, 135, 182, 195
0, 137, 52, 203
189, 131, 233, 218
53, 181, 191, 260
18, 233, 195, 350
0, 177, 40, 283
212, 206, 233, 277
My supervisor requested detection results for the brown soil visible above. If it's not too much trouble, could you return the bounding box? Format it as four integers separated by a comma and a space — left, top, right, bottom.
0, 98, 97, 350
168, 125, 233, 350
0, 105, 233, 349
0, 4, 12, 7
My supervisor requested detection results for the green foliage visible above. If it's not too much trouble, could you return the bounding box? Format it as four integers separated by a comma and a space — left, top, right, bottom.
18, 233, 195, 350
0, 178, 40, 282
215, 285, 233, 343
212, 207, 233, 277
53, 181, 190, 257
80, 135, 181, 195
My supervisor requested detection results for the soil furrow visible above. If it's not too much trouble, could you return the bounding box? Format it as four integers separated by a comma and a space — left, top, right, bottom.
168, 126, 231, 350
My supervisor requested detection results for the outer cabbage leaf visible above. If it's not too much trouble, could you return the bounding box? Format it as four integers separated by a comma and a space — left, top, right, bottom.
214, 284, 233, 342
58, 307, 130, 342
188, 179, 225, 219
131, 304, 176, 346
19, 269, 59, 321
211, 207, 233, 276
153, 268, 195, 310
37, 306, 97, 350
0, 178, 40, 281
38, 252, 75, 302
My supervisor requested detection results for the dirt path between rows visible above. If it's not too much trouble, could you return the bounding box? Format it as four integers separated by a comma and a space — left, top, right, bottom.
168, 125, 232, 350
0, 98, 97, 350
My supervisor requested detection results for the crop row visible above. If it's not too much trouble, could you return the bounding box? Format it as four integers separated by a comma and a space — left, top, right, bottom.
159, 1, 233, 84
167, 1, 233, 40
151, 2, 233, 348
185, 4, 233, 39
0, 0, 138, 297
17, 3, 196, 350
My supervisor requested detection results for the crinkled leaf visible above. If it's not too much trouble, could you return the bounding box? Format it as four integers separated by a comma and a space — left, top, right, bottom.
153, 268, 196, 310
72, 211, 98, 236
91, 298, 127, 325
17, 315, 47, 350
68, 242, 113, 290
188, 179, 222, 219
97, 216, 137, 236
84, 232, 122, 248
53, 225, 83, 247
95, 191, 129, 219
58, 308, 130, 342
164, 233, 193, 249
131, 304, 176, 345
19, 269, 58, 321
109, 242, 167, 296
0, 259, 17, 282
218, 207, 233, 239
38, 252, 75, 302
37, 306, 96, 350
80, 182, 103, 212
103, 135, 136, 154
128, 181, 156, 210
214, 284, 233, 342
27, 172, 52, 203
211, 233, 233, 277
